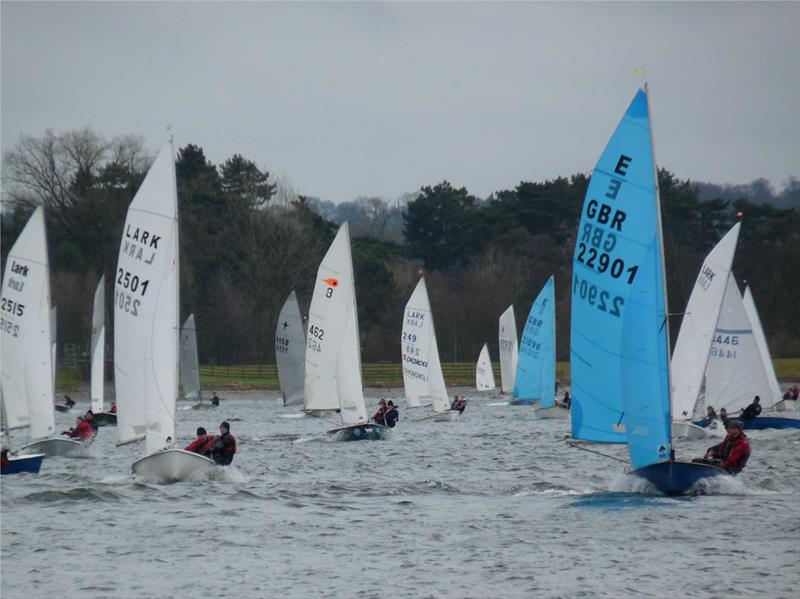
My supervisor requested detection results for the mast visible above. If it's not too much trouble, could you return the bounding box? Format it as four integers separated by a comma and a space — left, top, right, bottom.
645, 83, 674, 448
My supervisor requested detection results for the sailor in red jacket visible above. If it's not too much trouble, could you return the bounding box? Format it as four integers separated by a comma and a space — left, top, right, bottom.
704, 419, 750, 474
372, 399, 388, 425
185, 427, 214, 457
63, 416, 95, 441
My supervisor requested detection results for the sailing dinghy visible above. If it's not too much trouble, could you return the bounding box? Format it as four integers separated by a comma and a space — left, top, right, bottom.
2, 208, 83, 458
670, 223, 740, 439
475, 343, 496, 392
276, 290, 306, 406
304, 223, 386, 440
114, 143, 216, 482
569, 86, 727, 495
498, 305, 518, 394
702, 276, 799, 430
402, 277, 459, 421
511, 276, 566, 418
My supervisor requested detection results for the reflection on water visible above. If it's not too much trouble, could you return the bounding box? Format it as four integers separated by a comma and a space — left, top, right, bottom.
2, 388, 799, 598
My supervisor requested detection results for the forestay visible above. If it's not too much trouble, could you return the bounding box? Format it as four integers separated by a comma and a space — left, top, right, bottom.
670, 223, 740, 421
513, 276, 556, 408
742, 286, 782, 407
475, 343, 496, 391
179, 314, 201, 401
91, 275, 105, 413
114, 144, 179, 451
276, 291, 306, 406
304, 223, 367, 424
498, 305, 518, 394
0, 207, 55, 439
705, 275, 772, 415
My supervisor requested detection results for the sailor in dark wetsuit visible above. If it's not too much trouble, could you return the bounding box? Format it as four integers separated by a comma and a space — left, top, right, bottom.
211, 421, 236, 465
384, 401, 399, 428
741, 396, 762, 420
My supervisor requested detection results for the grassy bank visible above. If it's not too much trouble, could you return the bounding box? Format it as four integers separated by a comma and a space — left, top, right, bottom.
55, 358, 800, 392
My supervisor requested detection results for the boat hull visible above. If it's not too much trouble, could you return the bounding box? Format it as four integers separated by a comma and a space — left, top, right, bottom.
132, 448, 217, 483
534, 405, 570, 419
421, 410, 459, 422
627, 460, 728, 496
672, 420, 721, 439
739, 416, 800, 430
2, 453, 45, 475
93, 412, 117, 427
326, 423, 387, 441
54, 404, 72, 413
18, 438, 85, 457
508, 398, 535, 406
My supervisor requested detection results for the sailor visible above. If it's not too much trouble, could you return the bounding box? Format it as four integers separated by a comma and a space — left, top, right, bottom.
211, 393, 220, 407
63, 396, 76, 409
211, 421, 236, 465
372, 399, 388, 425
741, 396, 762, 420
704, 405, 718, 426
701, 420, 751, 474
384, 401, 399, 428
560, 392, 572, 409
1, 448, 9, 471
792, 386, 799, 401
110, 401, 117, 414
63, 416, 95, 441
719, 407, 730, 430
84, 410, 98, 432
451, 396, 467, 414
185, 427, 214, 457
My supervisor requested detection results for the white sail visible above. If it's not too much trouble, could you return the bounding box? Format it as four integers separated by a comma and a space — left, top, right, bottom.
671, 223, 740, 420
90, 275, 105, 412
475, 343, 496, 391
114, 144, 179, 451
304, 223, 367, 423
0, 207, 55, 438
742, 285, 782, 407
498, 304, 518, 394
276, 291, 306, 406
179, 314, 201, 401
704, 274, 771, 415
402, 278, 449, 413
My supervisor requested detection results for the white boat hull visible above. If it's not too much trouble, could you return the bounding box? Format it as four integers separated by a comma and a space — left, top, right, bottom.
423, 410, 459, 422
18, 438, 85, 457
672, 420, 723, 440
132, 448, 217, 483
534, 405, 570, 419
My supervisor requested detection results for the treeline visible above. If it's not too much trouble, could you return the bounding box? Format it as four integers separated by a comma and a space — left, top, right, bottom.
2, 128, 798, 371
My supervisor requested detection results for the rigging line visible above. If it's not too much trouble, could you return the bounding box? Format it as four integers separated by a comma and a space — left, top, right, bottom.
566, 439, 629, 465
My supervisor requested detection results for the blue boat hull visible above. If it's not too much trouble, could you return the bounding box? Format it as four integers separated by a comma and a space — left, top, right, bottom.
327, 423, 386, 441
627, 460, 727, 496
2, 454, 45, 475
695, 416, 800, 430
508, 398, 535, 406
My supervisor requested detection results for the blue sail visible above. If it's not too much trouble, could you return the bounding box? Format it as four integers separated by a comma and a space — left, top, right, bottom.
570, 88, 663, 445
513, 276, 556, 407
620, 235, 672, 469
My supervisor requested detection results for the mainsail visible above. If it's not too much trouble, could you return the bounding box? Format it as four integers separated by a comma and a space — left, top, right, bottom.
90, 275, 105, 413
742, 285, 782, 407
114, 144, 179, 452
670, 223, 740, 420
498, 305, 518, 394
179, 314, 201, 401
276, 291, 306, 406
513, 276, 556, 408
475, 343, 496, 391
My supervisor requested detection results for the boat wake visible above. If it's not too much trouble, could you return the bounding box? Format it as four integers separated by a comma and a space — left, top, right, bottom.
278, 413, 307, 419
487, 401, 509, 407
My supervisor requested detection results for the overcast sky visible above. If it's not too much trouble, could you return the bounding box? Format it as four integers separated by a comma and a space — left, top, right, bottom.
2, 2, 798, 203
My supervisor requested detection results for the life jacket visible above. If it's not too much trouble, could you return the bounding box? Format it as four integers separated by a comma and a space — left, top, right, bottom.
212, 432, 236, 465
384, 407, 399, 427
720, 434, 750, 475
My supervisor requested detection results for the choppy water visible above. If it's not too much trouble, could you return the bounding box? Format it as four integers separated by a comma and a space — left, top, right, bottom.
2, 389, 799, 599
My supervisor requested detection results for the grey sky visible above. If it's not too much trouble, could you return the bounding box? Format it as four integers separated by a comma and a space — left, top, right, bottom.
2, 1, 798, 203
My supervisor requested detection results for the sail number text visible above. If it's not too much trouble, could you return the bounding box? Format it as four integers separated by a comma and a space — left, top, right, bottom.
117, 268, 150, 296
573, 274, 623, 318
115, 289, 141, 317
276, 337, 290, 354
1, 298, 25, 317
576, 242, 638, 284
1, 317, 20, 338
